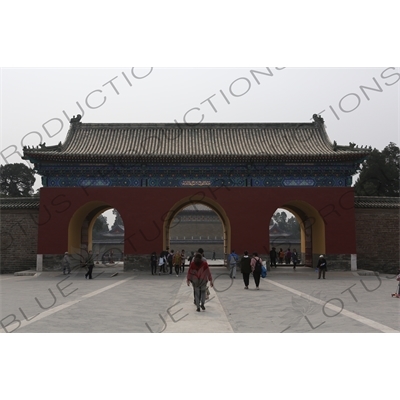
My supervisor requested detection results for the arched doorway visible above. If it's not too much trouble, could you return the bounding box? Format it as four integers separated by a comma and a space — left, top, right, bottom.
269, 201, 326, 268
169, 204, 224, 260
68, 201, 125, 266
269, 208, 301, 265
163, 196, 231, 261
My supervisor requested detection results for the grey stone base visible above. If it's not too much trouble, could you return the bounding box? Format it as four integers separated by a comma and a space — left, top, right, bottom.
42, 254, 84, 271
14, 270, 37, 276
124, 254, 151, 271
315, 254, 351, 271
356, 258, 399, 274
354, 270, 379, 276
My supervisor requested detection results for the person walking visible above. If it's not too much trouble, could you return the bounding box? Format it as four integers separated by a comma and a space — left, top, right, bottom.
228, 250, 239, 279
317, 254, 327, 279
270, 247, 277, 268
187, 253, 213, 312
159, 247, 169, 274
158, 251, 166, 275
167, 249, 174, 274
62, 251, 71, 275
251, 252, 263, 290
278, 248, 284, 264
85, 250, 95, 279
187, 251, 195, 265
173, 250, 182, 276
292, 249, 299, 270
240, 251, 252, 289
391, 269, 400, 298
180, 250, 186, 273
150, 251, 158, 275
285, 248, 292, 265
189, 248, 207, 304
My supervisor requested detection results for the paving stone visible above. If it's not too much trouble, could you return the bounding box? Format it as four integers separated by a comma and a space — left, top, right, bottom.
0, 266, 398, 333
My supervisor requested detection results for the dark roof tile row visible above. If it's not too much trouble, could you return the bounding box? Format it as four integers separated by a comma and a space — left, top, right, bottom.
354, 196, 400, 209
23, 121, 370, 164
0, 197, 40, 209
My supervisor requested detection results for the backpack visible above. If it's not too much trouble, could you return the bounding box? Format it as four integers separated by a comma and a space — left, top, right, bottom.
254, 257, 262, 273
229, 253, 238, 265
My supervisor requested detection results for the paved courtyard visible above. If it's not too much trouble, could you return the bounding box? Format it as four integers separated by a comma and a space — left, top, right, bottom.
0, 264, 399, 333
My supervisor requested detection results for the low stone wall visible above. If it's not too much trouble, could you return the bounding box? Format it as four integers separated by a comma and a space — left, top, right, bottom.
41, 254, 81, 271
0, 206, 39, 274
355, 206, 399, 274
124, 254, 153, 271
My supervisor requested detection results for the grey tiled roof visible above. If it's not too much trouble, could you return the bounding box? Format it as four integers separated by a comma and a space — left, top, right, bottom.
23, 121, 370, 164
354, 196, 400, 208
0, 197, 40, 210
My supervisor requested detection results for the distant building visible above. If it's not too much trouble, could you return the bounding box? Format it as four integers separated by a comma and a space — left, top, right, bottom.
93, 224, 124, 262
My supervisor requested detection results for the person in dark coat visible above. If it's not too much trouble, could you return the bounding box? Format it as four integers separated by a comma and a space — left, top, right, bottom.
180, 250, 186, 273
285, 248, 292, 264
240, 251, 252, 289
250, 252, 263, 290
292, 249, 299, 270
317, 254, 327, 279
85, 250, 95, 279
150, 252, 157, 275
270, 247, 277, 268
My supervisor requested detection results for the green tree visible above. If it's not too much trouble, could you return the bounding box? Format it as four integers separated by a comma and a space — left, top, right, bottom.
93, 214, 109, 238
287, 215, 300, 237
354, 142, 399, 196
272, 211, 300, 237
111, 209, 124, 230
0, 163, 36, 197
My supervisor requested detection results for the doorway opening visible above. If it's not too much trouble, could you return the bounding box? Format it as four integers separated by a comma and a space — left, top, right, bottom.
68, 202, 125, 267
269, 201, 325, 268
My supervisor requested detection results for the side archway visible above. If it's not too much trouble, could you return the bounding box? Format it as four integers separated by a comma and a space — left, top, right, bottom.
68, 201, 125, 264
274, 200, 326, 267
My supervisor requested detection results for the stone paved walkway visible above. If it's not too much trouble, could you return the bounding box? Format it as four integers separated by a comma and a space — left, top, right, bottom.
1, 265, 399, 333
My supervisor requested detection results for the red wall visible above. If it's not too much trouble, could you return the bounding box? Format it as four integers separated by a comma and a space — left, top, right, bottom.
37, 186, 356, 255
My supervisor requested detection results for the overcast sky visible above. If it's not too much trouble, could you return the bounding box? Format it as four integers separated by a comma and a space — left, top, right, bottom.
2, 67, 399, 158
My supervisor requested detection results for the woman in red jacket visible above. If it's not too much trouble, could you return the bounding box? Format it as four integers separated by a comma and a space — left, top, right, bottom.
187, 253, 213, 312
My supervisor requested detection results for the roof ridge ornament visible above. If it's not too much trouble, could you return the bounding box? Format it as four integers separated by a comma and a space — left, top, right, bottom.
70, 114, 82, 123
312, 114, 324, 126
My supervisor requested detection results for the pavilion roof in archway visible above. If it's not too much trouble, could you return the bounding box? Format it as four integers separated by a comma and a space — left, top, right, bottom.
23, 116, 370, 164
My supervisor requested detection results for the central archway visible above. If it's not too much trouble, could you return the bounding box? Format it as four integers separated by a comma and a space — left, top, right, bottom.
163, 195, 231, 260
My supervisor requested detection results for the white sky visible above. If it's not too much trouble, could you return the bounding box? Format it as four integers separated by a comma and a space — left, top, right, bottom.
1, 67, 399, 163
